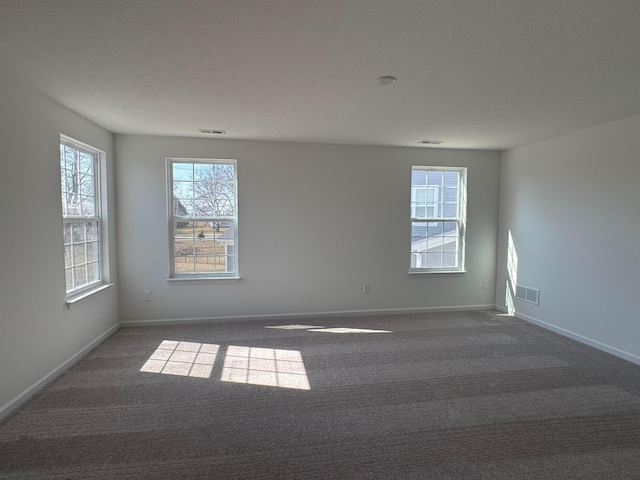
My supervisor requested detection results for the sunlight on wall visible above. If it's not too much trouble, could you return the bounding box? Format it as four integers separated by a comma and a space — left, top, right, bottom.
507, 230, 518, 289
221, 346, 310, 390
505, 283, 515, 315
140, 340, 219, 378
506, 230, 518, 315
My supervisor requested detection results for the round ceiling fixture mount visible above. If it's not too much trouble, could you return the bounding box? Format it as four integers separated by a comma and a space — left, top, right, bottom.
378, 76, 397, 86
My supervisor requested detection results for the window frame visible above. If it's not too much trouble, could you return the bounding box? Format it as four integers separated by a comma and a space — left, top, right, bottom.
166, 158, 239, 280
410, 166, 467, 274
60, 135, 107, 300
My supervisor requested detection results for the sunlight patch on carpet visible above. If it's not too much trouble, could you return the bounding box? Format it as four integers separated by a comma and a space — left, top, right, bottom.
265, 324, 392, 334
308, 327, 391, 334
264, 325, 325, 330
221, 346, 311, 390
140, 341, 219, 378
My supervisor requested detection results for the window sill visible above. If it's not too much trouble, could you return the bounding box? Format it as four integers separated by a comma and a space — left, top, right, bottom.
66, 283, 114, 309
166, 277, 241, 285
409, 270, 466, 276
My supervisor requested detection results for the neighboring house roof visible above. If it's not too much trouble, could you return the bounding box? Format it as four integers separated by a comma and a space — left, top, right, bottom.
411, 230, 458, 252
217, 222, 235, 243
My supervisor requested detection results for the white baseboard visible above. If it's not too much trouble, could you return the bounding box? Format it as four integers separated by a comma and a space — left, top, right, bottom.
120, 304, 497, 327
0, 323, 120, 422
494, 305, 640, 366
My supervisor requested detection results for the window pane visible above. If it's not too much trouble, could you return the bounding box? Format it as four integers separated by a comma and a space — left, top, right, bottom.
173, 163, 193, 181
87, 241, 100, 262
195, 199, 215, 216
194, 162, 214, 177
175, 256, 196, 273
173, 181, 192, 199
195, 234, 214, 255
427, 171, 443, 187
169, 159, 237, 277
61, 139, 103, 294
442, 202, 457, 218
61, 193, 68, 216
64, 246, 72, 268
442, 252, 457, 268
174, 197, 194, 216
411, 170, 426, 185
213, 221, 235, 272
72, 222, 86, 243
443, 171, 459, 185
79, 152, 93, 171
226, 244, 236, 273
80, 171, 94, 196
427, 221, 443, 237
443, 187, 458, 202
410, 167, 465, 272
66, 198, 80, 215
189, 163, 236, 218
73, 243, 87, 266
215, 163, 234, 178
172, 220, 236, 274
443, 237, 458, 252
63, 222, 72, 244
87, 262, 99, 283
215, 196, 235, 217
74, 265, 87, 287
80, 195, 95, 216
411, 223, 426, 244
65, 268, 73, 291
175, 239, 194, 257
426, 252, 443, 268
86, 222, 98, 241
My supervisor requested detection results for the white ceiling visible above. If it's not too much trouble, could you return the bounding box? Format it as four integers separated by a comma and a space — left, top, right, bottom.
1, 0, 640, 150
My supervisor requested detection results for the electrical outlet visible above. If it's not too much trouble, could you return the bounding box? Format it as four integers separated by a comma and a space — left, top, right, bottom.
482, 280, 488, 290
144, 290, 152, 301
363, 283, 371, 294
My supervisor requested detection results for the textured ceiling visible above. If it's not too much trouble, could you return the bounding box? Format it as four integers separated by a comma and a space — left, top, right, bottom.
1, 0, 640, 150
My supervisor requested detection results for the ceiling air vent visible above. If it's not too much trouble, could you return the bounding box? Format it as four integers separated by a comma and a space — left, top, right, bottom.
198, 129, 226, 134
418, 140, 443, 145
515, 285, 540, 305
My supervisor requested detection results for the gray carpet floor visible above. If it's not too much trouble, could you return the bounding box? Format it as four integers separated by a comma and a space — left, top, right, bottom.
1, 310, 640, 479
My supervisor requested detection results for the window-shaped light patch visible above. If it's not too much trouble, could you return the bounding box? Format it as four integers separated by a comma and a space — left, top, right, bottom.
221, 346, 310, 390
307, 327, 391, 334
265, 325, 391, 334
140, 340, 219, 378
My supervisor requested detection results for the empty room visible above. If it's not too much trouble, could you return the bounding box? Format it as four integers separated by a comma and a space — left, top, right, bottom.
1, 1, 639, 478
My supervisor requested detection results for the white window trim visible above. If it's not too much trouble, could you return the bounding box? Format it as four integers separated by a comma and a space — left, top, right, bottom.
60, 134, 110, 302
166, 158, 239, 280
66, 283, 114, 309
409, 166, 467, 274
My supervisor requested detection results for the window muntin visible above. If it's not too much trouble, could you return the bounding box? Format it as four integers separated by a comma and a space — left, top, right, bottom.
410, 167, 466, 272
168, 159, 238, 278
60, 139, 102, 295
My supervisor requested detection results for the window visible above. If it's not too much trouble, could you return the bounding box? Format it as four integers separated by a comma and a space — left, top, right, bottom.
60, 137, 104, 296
168, 158, 238, 278
410, 167, 466, 272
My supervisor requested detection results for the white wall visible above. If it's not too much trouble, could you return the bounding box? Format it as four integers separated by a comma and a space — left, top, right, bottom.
115, 135, 500, 323
496, 113, 640, 363
0, 74, 119, 415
